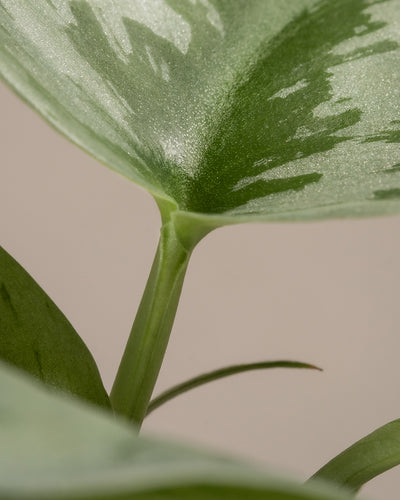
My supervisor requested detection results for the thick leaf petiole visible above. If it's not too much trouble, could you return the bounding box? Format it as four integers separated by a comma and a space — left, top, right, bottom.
110, 206, 201, 427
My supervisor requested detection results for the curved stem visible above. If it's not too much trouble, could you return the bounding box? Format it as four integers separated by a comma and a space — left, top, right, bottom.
146, 360, 321, 416
110, 218, 193, 427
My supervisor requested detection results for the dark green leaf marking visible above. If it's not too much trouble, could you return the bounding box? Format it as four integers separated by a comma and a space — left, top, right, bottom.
384, 163, 400, 173
374, 188, 400, 200
0, 283, 17, 317
365, 126, 400, 144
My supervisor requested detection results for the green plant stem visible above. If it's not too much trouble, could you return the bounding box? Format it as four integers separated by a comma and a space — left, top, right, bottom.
146, 361, 321, 416
110, 217, 193, 427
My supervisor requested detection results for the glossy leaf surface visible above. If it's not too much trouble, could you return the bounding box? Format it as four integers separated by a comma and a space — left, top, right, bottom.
0, 360, 355, 500
1, 1, 400, 225
147, 360, 321, 415
310, 419, 400, 492
0, 245, 109, 408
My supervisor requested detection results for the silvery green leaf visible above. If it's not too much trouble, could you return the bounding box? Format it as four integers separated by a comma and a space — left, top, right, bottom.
0, 360, 354, 500
1, 1, 400, 225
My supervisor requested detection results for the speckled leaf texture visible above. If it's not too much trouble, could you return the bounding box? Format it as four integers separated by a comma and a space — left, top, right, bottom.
1, 0, 400, 224
0, 361, 355, 500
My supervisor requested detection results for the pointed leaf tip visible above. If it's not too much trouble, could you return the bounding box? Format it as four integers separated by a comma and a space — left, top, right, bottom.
147, 360, 322, 415
0, 245, 110, 408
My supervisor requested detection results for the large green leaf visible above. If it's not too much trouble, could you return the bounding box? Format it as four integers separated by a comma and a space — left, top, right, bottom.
1, 1, 400, 226
310, 419, 400, 493
0, 245, 109, 408
0, 360, 355, 500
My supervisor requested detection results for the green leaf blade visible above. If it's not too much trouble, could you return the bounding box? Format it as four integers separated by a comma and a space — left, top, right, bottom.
0, 360, 355, 500
147, 360, 321, 416
2, 1, 400, 224
0, 245, 109, 408
310, 419, 400, 492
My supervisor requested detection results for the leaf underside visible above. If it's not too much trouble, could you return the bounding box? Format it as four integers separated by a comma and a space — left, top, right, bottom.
0, 361, 355, 500
0, 245, 109, 408
1, 0, 400, 225
310, 419, 400, 492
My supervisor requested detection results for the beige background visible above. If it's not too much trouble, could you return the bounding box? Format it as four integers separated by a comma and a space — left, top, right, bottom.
1, 80, 400, 499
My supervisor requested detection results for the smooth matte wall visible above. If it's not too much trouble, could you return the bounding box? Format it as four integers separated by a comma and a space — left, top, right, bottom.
1, 82, 400, 499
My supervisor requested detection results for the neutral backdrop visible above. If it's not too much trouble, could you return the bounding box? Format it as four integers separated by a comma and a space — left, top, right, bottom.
1, 80, 400, 499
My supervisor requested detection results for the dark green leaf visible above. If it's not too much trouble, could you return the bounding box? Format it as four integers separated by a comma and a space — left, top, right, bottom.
310, 419, 400, 492
0, 244, 109, 408
0, 360, 355, 500
147, 360, 321, 415
1, 1, 400, 226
